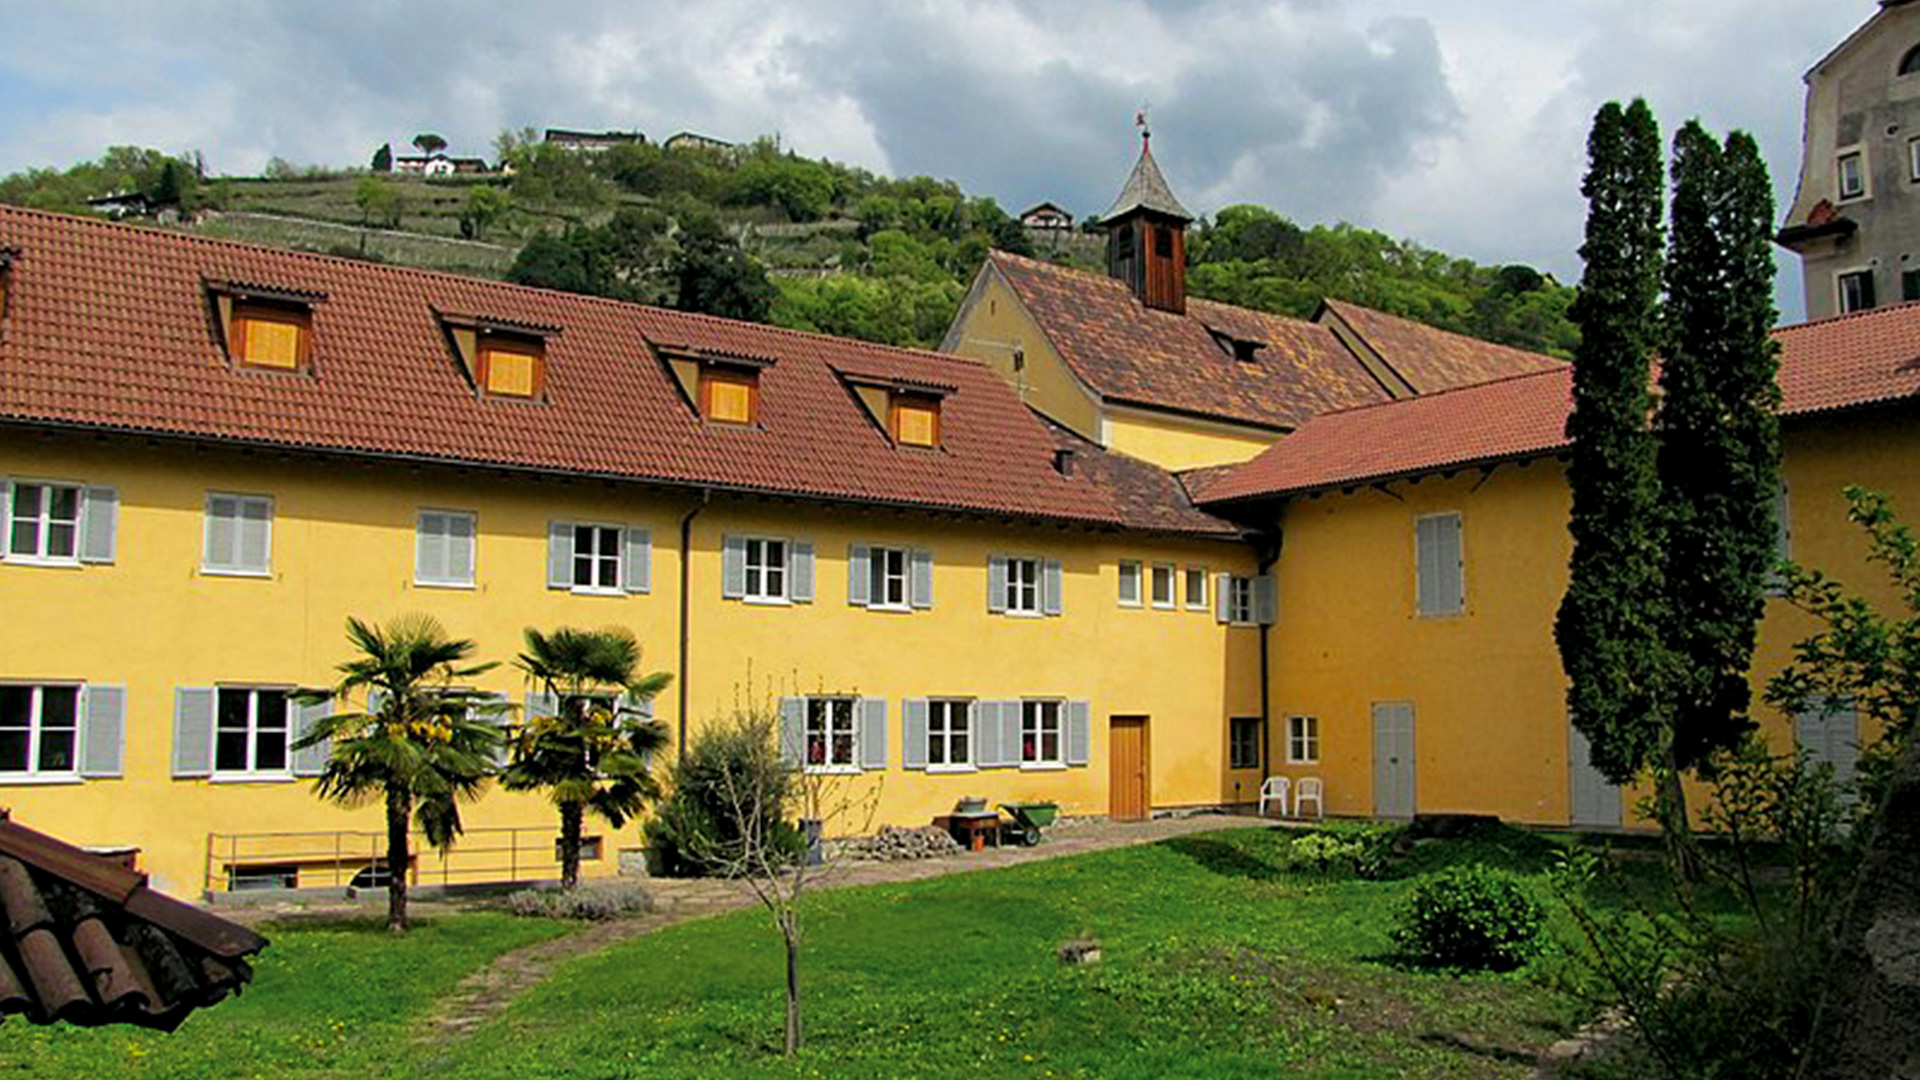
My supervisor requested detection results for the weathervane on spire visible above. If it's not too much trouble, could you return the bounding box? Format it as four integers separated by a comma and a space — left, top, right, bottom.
1135, 104, 1152, 145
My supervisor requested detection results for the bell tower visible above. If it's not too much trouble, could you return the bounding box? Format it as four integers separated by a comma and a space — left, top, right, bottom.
1104, 122, 1192, 314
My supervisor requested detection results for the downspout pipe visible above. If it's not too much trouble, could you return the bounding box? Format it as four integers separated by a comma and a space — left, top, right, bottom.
1255, 529, 1282, 781
677, 489, 711, 762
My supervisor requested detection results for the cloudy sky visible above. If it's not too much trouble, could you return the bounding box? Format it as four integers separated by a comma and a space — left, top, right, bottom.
0, 1, 1874, 320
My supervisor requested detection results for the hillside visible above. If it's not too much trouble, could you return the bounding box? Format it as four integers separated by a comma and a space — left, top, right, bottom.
0, 140, 1577, 357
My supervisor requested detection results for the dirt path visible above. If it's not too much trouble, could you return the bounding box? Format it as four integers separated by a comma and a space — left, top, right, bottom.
424, 813, 1276, 1043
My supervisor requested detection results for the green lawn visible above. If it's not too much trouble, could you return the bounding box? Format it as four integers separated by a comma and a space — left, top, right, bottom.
0, 827, 1705, 1079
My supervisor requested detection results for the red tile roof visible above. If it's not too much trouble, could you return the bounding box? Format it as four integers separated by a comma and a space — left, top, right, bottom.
0, 207, 1232, 535
978, 251, 1391, 429
1319, 299, 1564, 393
0, 814, 266, 1031
1202, 301, 1920, 504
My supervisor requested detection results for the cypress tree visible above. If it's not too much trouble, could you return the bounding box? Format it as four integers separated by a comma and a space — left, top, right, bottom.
1657, 123, 1783, 771
1556, 99, 1668, 784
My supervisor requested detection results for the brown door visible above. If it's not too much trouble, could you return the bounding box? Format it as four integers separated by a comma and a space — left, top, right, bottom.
1109, 716, 1151, 821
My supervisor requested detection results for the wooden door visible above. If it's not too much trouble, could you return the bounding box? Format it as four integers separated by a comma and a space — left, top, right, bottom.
1371, 702, 1416, 819
1109, 716, 1150, 821
1568, 723, 1622, 828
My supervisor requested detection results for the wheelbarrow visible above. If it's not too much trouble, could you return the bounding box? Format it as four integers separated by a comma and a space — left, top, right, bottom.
998, 801, 1059, 847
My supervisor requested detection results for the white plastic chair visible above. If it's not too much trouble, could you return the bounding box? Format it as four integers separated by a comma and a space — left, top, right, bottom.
1294, 777, 1324, 820
1257, 776, 1290, 818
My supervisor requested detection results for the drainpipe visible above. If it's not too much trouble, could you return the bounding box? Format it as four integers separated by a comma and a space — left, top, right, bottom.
677, 489, 711, 762
1255, 530, 1282, 781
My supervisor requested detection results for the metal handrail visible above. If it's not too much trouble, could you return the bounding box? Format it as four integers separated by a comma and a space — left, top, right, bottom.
204, 825, 593, 893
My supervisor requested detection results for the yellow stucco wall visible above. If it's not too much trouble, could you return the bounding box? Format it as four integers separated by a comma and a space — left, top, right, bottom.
0, 434, 1258, 896
1264, 407, 1920, 827
1105, 407, 1279, 471
944, 272, 1102, 441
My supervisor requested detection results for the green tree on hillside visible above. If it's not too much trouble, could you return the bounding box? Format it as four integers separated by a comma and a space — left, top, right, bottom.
673, 213, 776, 322
354, 176, 403, 228
413, 132, 448, 157
371, 143, 393, 173
458, 185, 511, 240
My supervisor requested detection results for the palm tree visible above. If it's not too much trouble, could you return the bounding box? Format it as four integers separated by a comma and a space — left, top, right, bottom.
293, 614, 501, 933
506, 627, 672, 890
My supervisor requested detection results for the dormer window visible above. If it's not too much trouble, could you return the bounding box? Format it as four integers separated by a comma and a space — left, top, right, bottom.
1901, 44, 1920, 77
890, 392, 941, 448
230, 302, 312, 372
478, 334, 544, 398
700, 365, 759, 425
1208, 330, 1263, 363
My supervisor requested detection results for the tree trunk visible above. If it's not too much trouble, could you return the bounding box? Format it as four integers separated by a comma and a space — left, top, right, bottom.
1657, 754, 1701, 882
386, 786, 411, 934
559, 800, 584, 891
782, 910, 802, 1056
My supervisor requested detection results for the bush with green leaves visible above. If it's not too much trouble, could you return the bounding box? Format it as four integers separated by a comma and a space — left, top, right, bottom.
506, 880, 654, 920
1392, 865, 1545, 971
644, 711, 805, 877
1284, 827, 1396, 879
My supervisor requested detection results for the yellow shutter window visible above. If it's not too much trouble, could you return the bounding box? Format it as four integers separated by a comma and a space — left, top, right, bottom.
233, 305, 309, 370
702, 369, 757, 424
482, 340, 541, 397
891, 395, 940, 447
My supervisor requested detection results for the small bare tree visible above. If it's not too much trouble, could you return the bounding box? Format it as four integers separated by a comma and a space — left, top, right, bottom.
689, 705, 879, 1056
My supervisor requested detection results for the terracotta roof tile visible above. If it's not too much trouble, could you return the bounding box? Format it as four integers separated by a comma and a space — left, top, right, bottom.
1038, 419, 1242, 538
1320, 299, 1564, 393
0, 815, 265, 1031
0, 207, 1231, 534
985, 251, 1389, 429
1204, 301, 1920, 503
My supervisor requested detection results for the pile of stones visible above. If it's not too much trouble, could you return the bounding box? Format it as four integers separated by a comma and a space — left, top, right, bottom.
860, 824, 962, 862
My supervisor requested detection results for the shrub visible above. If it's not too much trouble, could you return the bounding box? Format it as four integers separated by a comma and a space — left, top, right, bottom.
1284, 826, 1398, 879
644, 711, 805, 877
1392, 865, 1544, 971
506, 880, 654, 920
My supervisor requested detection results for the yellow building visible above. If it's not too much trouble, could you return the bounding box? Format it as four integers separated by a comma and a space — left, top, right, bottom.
0, 207, 1266, 897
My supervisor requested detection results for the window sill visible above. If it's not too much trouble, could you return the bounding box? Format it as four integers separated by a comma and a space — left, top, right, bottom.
416, 579, 478, 591
926, 764, 978, 774
2, 556, 82, 569
0, 774, 84, 786
1000, 609, 1045, 619
570, 586, 624, 597
1019, 762, 1068, 772
1151, 601, 1176, 611
1184, 604, 1209, 613
209, 773, 297, 784
201, 567, 273, 579
743, 595, 794, 607
804, 765, 862, 776
864, 603, 913, 614
1117, 599, 1142, 609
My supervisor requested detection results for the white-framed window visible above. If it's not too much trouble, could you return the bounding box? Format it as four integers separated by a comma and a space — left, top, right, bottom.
214, 686, 291, 777
1118, 560, 1142, 607
746, 537, 790, 601
1229, 716, 1260, 770
1151, 563, 1176, 609
1288, 715, 1320, 764
6, 481, 81, 564
1228, 576, 1255, 624
416, 509, 477, 588
1415, 512, 1465, 617
1838, 149, 1866, 201
869, 546, 908, 609
203, 493, 273, 576
1006, 557, 1040, 614
1185, 566, 1208, 611
573, 523, 623, 592
0, 683, 80, 779
1838, 269, 1877, 314
927, 699, 972, 768
805, 696, 856, 770
1020, 699, 1063, 766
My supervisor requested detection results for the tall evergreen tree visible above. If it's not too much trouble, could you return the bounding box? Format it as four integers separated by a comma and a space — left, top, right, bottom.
1557, 99, 1669, 785
1657, 123, 1783, 771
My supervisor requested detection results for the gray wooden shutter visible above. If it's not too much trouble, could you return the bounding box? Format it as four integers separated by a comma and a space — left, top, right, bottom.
1769, 481, 1791, 592
987, 556, 1008, 613
902, 699, 929, 770
1441, 515, 1464, 612
80, 485, 118, 564
910, 549, 934, 609
291, 696, 332, 777
1416, 517, 1439, 614
859, 697, 888, 770
417, 513, 447, 584
722, 534, 747, 599
1215, 573, 1231, 623
238, 498, 271, 572
546, 521, 573, 589
1417, 515, 1462, 616
1065, 700, 1091, 767
624, 527, 651, 593
789, 540, 815, 603
1043, 560, 1064, 616
974, 701, 1002, 767
0, 478, 10, 557
446, 512, 475, 585
80, 684, 126, 778
525, 691, 559, 721
172, 687, 216, 778
779, 697, 806, 766
848, 544, 871, 606
1254, 575, 1278, 626
1002, 700, 1024, 765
